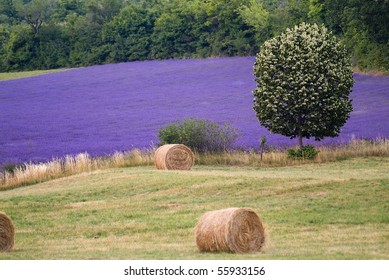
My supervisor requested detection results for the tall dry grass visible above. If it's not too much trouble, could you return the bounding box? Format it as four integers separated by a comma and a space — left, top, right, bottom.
196, 138, 389, 166
1, 139, 388, 190
316, 138, 389, 162
0, 150, 154, 190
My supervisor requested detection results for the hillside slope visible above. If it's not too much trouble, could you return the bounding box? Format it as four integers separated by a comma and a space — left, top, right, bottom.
1, 57, 388, 165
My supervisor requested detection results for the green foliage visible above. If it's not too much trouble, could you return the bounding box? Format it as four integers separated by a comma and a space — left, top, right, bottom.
53, 0, 86, 21
264, 0, 311, 38
17, 0, 57, 34
287, 145, 319, 159
236, 0, 270, 46
237, 0, 269, 32
318, 0, 389, 71
1, 162, 24, 174
85, 0, 125, 24
150, 0, 199, 59
0, 0, 387, 72
341, 0, 389, 72
158, 118, 239, 152
3, 24, 35, 71
64, 14, 101, 66
308, 0, 324, 22
253, 22, 354, 148
102, 3, 155, 62
206, 0, 259, 56
0, 0, 19, 24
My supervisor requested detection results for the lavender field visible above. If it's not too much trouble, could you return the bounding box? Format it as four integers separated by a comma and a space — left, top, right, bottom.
0, 57, 388, 166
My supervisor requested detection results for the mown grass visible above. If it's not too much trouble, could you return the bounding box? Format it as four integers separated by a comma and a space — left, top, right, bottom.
0, 157, 388, 259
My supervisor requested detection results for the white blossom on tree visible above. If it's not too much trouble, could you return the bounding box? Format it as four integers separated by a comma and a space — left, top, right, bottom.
253, 22, 354, 148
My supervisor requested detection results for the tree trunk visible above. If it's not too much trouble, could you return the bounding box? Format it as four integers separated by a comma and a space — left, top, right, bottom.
298, 133, 303, 149
298, 117, 303, 149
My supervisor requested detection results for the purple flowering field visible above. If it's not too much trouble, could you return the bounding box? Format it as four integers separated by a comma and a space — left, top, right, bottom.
0, 56, 388, 166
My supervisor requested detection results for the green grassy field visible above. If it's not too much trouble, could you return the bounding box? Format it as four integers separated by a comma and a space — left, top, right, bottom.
0, 69, 68, 81
1, 157, 388, 260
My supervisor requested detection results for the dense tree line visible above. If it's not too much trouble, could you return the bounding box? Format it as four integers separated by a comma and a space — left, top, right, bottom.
0, 0, 388, 72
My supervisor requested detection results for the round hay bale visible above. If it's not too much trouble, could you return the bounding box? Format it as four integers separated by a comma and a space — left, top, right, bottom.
0, 212, 15, 252
195, 208, 265, 253
154, 144, 194, 170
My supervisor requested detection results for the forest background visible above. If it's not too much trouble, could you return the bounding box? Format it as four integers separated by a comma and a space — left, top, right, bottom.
0, 0, 388, 73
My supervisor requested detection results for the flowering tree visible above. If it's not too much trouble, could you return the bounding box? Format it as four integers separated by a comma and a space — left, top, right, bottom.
253, 22, 354, 148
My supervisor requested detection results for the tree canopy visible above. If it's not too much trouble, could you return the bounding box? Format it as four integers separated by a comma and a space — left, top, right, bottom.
253, 23, 354, 148
0, 0, 388, 72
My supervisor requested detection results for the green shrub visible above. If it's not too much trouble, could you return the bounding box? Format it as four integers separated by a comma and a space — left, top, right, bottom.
158, 118, 239, 152
1, 163, 24, 174
287, 145, 319, 159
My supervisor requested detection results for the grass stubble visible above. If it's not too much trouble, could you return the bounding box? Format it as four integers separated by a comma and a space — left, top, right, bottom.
0, 145, 388, 259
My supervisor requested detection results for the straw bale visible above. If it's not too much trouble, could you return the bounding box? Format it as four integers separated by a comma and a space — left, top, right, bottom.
0, 212, 15, 252
154, 144, 194, 170
195, 208, 265, 253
